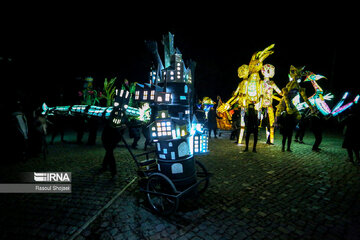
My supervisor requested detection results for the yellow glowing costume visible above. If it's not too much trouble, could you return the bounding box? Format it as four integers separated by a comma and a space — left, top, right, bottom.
260, 64, 282, 144
218, 44, 275, 144
216, 96, 232, 130
276, 65, 314, 120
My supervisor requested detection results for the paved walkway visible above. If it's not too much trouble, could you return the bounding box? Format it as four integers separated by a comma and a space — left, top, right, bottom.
1, 129, 360, 239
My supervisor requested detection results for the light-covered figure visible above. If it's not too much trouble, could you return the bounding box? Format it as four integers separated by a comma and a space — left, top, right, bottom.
218, 44, 275, 144
260, 64, 282, 144
276, 65, 315, 120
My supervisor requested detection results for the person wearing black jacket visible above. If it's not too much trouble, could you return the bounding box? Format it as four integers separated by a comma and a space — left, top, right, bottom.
208, 107, 222, 138
244, 104, 259, 152
309, 111, 323, 152
100, 122, 125, 179
340, 104, 360, 164
278, 111, 297, 152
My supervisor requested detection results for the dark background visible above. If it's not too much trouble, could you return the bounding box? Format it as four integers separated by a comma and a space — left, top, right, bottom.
1, 6, 358, 112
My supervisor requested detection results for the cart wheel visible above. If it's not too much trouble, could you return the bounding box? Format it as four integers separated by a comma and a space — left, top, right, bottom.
195, 160, 209, 194
146, 173, 179, 216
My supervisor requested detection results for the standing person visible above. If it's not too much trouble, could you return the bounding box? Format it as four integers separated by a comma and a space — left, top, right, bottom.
231, 106, 241, 142
49, 114, 66, 144
87, 118, 99, 145
309, 111, 323, 152
244, 104, 259, 153
100, 122, 125, 179
278, 111, 297, 152
208, 107, 221, 138
11, 100, 29, 161
31, 107, 48, 157
142, 123, 152, 151
294, 110, 308, 144
128, 118, 141, 149
340, 104, 360, 164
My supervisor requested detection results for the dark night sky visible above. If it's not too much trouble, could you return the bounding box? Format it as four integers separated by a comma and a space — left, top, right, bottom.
1, 6, 358, 110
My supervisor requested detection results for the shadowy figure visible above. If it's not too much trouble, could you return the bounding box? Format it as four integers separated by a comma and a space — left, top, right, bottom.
278, 111, 297, 152
231, 107, 241, 142
309, 111, 323, 152
87, 118, 99, 145
49, 114, 66, 144
339, 104, 360, 164
244, 104, 259, 153
128, 119, 141, 149
31, 107, 48, 158
100, 122, 125, 178
11, 100, 29, 161
142, 123, 152, 151
295, 110, 308, 144
208, 106, 221, 138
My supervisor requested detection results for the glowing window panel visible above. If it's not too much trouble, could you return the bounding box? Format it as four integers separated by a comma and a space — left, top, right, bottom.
161, 121, 166, 126
170, 71, 174, 75
150, 90, 155, 100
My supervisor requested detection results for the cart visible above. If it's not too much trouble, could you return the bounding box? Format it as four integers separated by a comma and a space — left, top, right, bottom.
121, 136, 210, 215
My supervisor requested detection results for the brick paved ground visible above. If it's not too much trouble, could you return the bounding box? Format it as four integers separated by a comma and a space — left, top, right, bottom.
1, 128, 360, 239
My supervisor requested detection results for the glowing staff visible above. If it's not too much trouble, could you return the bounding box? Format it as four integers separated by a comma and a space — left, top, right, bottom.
331, 92, 349, 114
332, 94, 360, 116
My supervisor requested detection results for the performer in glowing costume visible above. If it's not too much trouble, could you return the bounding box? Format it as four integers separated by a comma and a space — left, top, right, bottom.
218, 44, 275, 144
260, 64, 282, 144
276, 65, 315, 120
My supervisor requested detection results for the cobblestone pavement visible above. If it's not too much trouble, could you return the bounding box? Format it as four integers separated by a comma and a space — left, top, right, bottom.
1, 129, 360, 239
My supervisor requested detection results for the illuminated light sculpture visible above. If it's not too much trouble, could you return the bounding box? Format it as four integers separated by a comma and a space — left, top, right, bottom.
260, 64, 282, 144
200, 96, 216, 119
192, 122, 209, 154
216, 96, 233, 131
43, 32, 209, 196
275, 65, 315, 120
332, 93, 360, 116
218, 44, 275, 144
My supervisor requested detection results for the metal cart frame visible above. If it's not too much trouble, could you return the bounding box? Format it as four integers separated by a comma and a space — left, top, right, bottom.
121, 136, 210, 215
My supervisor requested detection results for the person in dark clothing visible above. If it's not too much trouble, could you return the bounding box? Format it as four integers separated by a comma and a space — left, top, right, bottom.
142, 123, 152, 150
49, 114, 66, 144
75, 116, 85, 144
128, 119, 141, 149
11, 101, 29, 161
208, 107, 221, 138
100, 122, 125, 178
278, 111, 297, 152
309, 111, 323, 152
230, 107, 241, 142
340, 104, 360, 164
294, 110, 308, 144
244, 104, 259, 152
87, 118, 99, 145
194, 105, 206, 125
